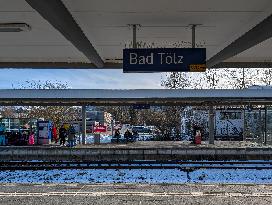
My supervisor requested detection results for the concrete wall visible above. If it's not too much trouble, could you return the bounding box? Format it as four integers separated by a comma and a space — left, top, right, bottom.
0, 147, 272, 161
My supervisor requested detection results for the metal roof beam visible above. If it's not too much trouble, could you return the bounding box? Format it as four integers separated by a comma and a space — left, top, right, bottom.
207, 14, 272, 68
211, 62, 272, 69
0, 62, 121, 69
25, 0, 104, 68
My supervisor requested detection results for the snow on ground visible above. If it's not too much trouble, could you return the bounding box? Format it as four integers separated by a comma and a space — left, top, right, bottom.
0, 169, 186, 184
0, 168, 272, 184
189, 169, 272, 184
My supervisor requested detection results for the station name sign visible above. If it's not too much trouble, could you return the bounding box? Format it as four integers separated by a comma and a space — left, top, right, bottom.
123, 48, 206, 72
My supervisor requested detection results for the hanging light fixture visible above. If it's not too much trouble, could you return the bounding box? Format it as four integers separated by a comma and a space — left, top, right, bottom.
0, 23, 31, 32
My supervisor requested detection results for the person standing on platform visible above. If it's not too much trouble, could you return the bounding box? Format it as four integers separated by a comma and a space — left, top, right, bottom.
28, 132, 35, 145
195, 130, 202, 145
192, 124, 200, 144
124, 129, 130, 143
114, 129, 120, 143
52, 125, 58, 143
22, 131, 28, 145
68, 124, 76, 147
128, 130, 133, 142
0, 123, 6, 146
59, 125, 67, 146
132, 130, 138, 142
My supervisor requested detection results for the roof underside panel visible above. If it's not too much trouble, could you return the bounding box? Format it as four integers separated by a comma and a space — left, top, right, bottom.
0, 0, 272, 67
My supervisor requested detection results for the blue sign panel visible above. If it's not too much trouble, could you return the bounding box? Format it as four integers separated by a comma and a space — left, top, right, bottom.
123, 48, 206, 73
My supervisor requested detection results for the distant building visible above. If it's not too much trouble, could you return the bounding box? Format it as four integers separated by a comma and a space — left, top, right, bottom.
86, 111, 112, 126
181, 106, 272, 143
74, 110, 112, 133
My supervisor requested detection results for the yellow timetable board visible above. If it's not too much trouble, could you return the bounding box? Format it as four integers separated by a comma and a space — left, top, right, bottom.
189, 64, 206, 72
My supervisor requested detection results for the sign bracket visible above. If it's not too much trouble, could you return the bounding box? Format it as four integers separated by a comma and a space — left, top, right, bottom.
123, 24, 206, 72
192, 24, 196, 48
189, 24, 201, 48
128, 24, 141, 48
133, 24, 137, 49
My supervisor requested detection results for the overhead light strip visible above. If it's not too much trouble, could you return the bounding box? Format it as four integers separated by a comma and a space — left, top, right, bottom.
0, 23, 31, 32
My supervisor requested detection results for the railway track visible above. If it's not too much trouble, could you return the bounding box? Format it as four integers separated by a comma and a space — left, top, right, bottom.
0, 160, 272, 171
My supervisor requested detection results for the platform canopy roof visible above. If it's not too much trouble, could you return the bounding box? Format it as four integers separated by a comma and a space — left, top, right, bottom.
0, 89, 272, 106
1, 0, 272, 69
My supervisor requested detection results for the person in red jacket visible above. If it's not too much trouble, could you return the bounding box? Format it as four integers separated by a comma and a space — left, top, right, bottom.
52, 125, 58, 143
195, 130, 202, 145
28, 132, 35, 145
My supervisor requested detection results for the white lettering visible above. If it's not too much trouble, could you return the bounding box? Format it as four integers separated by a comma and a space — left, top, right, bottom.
146, 53, 154, 64
138, 56, 145, 64
178, 56, 183, 64
166, 55, 173, 64
130, 53, 138, 64
158, 53, 165, 64
173, 53, 177, 64
129, 52, 183, 66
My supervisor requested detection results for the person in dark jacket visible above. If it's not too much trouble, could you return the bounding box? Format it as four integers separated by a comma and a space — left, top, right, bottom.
128, 130, 133, 142
68, 125, 76, 147
124, 129, 130, 143
59, 125, 67, 146
114, 129, 120, 143
132, 130, 138, 142
0, 123, 6, 146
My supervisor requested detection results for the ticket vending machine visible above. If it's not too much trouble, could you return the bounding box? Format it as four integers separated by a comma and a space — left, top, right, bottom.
37, 121, 52, 145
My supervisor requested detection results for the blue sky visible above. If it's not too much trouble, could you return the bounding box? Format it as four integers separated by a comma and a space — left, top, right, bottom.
0, 69, 164, 89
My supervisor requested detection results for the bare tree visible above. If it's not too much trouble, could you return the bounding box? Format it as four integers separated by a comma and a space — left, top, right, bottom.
258, 68, 272, 86
205, 69, 221, 89
0, 107, 18, 118
162, 72, 191, 89
2, 80, 80, 129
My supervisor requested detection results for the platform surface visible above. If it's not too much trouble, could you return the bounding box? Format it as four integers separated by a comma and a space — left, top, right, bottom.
0, 183, 272, 205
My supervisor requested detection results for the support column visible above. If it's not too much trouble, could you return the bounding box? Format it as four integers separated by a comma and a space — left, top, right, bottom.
264, 106, 267, 145
82, 105, 87, 145
258, 109, 262, 143
111, 118, 114, 137
243, 109, 246, 141
132, 24, 137, 49
208, 106, 215, 144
